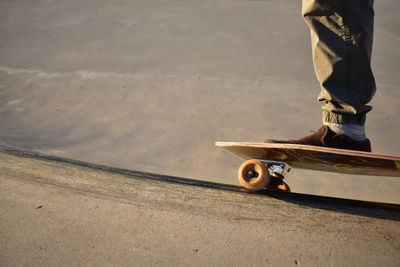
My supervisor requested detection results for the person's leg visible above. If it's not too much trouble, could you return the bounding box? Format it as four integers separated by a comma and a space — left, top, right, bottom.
265, 0, 375, 152
304, 0, 376, 132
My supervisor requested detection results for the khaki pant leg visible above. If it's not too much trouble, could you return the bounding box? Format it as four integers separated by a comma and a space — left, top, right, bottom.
302, 0, 376, 125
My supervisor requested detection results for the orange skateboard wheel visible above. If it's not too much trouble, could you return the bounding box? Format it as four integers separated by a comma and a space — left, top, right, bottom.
277, 182, 291, 192
238, 159, 270, 191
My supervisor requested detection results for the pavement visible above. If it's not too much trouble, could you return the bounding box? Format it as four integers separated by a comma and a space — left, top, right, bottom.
1, 149, 400, 266
1, 0, 399, 203
0, 1, 400, 264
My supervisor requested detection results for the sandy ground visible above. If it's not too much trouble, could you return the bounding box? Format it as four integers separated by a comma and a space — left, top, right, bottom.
0, 0, 399, 203
1, 150, 400, 266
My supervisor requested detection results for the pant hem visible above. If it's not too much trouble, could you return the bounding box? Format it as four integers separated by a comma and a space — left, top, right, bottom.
322, 110, 366, 126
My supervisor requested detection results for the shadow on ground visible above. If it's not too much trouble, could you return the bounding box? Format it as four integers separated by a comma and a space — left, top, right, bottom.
2, 144, 399, 222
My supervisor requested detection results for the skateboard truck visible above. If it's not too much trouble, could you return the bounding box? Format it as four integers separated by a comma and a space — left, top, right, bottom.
238, 159, 291, 192
260, 160, 291, 178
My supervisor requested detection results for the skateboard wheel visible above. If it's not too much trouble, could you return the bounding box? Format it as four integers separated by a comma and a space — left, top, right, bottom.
277, 182, 291, 192
238, 159, 270, 191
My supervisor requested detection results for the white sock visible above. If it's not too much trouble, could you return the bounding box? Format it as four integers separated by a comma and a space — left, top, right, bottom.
323, 122, 366, 141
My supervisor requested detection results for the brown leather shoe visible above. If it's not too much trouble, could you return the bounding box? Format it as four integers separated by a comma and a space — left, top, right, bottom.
264, 126, 371, 152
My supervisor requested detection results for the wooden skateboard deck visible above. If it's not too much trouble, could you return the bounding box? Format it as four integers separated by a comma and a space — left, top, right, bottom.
215, 141, 400, 191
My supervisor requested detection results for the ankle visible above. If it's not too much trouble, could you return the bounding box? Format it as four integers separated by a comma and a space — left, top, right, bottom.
323, 122, 366, 141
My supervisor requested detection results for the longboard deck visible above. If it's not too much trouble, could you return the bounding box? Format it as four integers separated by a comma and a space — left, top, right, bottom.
215, 142, 400, 177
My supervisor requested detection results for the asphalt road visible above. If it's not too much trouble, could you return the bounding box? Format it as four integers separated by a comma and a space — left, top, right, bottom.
1, 149, 399, 266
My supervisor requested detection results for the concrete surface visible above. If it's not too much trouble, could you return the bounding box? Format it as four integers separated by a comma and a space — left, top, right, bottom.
1, 149, 400, 266
0, 0, 399, 203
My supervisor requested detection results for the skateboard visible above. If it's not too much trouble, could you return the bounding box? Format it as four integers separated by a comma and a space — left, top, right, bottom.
215, 141, 400, 192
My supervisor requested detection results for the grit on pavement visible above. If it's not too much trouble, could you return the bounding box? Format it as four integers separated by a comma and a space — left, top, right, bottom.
1, 150, 400, 266
0, 1, 399, 202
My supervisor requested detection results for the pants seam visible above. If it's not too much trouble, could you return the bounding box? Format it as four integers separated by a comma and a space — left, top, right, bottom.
341, 1, 353, 104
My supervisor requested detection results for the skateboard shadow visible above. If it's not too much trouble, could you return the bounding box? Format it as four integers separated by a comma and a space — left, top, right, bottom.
2, 145, 398, 222
260, 190, 400, 222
